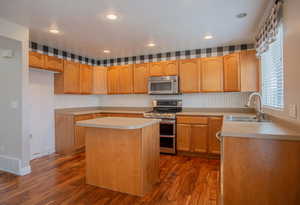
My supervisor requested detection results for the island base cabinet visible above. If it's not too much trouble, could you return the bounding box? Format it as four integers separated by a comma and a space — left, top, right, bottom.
85, 123, 160, 196
221, 137, 300, 205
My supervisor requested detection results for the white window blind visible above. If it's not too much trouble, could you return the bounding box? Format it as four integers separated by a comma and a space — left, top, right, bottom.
261, 23, 284, 109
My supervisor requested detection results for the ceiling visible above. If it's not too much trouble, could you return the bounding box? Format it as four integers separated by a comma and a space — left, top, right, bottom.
0, 0, 269, 59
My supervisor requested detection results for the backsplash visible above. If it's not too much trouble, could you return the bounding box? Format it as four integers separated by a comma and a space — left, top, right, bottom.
97, 92, 251, 108
29, 41, 254, 67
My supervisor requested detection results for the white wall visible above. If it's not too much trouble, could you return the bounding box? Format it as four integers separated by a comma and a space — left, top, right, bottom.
28, 69, 100, 159
97, 92, 250, 108
0, 18, 30, 175
263, 0, 300, 124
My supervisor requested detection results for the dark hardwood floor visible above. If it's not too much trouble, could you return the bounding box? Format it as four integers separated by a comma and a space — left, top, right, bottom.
0, 153, 220, 205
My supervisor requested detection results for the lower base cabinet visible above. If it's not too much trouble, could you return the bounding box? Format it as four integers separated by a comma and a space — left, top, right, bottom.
176, 116, 222, 155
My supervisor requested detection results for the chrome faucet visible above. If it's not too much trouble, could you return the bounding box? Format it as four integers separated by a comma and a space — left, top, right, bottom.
246, 92, 265, 121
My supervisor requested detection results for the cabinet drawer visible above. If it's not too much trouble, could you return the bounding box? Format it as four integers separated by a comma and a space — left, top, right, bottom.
74, 114, 94, 122
177, 116, 208, 125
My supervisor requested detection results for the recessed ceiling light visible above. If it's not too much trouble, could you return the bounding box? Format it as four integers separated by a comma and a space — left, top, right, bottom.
147, 43, 156, 47
49, 29, 60, 34
103, 50, 111, 54
236, 13, 247, 19
204, 35, 213, 40
106, 14, 118, 20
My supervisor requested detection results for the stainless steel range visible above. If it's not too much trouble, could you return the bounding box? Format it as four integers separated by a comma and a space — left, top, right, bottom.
144, 99, 182, 154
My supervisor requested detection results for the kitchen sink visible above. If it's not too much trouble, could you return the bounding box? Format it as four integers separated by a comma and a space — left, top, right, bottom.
225, 115, 271, 122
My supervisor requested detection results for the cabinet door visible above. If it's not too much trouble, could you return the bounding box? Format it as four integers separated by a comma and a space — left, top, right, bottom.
107, 67, 120, 94
119, 65, 134, 94
179, 59, 200, 93
64, 60, 80, 94
29, 51, 45, 69
80, 64, 93, 94
240, 50, 259, 92
224, 53, 241, 92
149, 62, 164, 76
191, 125, 208, 153
134, 63, 149, 94
44, 55, 63, 72
177, 124, 191, 151
164, 60, 179, 76
74, 114, 94, 150
208, 117, 223, 154
93, 66, 107, 94
201, 57, 224, 92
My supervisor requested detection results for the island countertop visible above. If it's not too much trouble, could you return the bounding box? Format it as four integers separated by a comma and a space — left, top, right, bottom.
76, 117, 161, 130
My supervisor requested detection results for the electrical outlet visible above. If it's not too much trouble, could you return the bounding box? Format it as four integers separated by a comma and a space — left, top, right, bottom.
288, 104, 297, 119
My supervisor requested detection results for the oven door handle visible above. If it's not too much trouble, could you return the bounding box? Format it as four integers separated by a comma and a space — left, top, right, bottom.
160, 120, 175, 124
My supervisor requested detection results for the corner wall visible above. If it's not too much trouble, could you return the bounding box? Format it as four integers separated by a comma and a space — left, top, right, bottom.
0, 18, 30, 175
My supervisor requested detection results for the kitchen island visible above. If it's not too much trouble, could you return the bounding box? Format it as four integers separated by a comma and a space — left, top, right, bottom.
76, 117, 161, 196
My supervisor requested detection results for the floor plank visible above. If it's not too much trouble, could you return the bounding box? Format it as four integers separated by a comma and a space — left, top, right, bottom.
0, 153, 220, 205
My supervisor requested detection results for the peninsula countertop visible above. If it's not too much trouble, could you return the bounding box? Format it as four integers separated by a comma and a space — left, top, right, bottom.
76, 117, 161, 130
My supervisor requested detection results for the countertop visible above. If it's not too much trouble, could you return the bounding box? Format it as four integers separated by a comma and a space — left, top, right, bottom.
76, 117, 161, 130
221, 117, 300, 141
56, 106, 300, 140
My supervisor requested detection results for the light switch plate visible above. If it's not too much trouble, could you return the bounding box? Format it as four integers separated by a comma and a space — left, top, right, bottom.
288, 104, 297, 119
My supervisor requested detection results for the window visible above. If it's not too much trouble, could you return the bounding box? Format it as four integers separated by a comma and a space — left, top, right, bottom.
261, 23, 284, 109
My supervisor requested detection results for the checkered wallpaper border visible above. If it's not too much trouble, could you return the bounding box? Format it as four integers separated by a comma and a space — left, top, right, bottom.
29, 42, 99, 66
29, 42, 254, 67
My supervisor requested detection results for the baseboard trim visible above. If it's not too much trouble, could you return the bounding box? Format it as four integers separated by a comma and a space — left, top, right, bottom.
0, 154, 31, 176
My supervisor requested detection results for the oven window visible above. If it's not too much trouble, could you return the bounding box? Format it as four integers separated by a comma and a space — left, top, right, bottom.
160, 137, 174, 148
151, 82, 172, 92
160, 123, 174, 136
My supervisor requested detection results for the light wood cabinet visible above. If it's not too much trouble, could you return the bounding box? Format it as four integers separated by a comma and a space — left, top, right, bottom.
177, 116, 209, 153
240, 50, 259, 92
224, 53, 241, 92
107, 66, 120, 94
80, 64, 93, 94
149, 62, 164, 76
201, 57, 224, 92
208, 117, 223, 154
134, 63, 149, 94
29, 51, 45, 69
74, 114, 94, 150
179, 58, 201, 93
44, 55, 63, 72
149, 60, 179, 76
177, 124, 191, 152
119, 64, 134, 94
177, 115, 222, 155
164, 60, 179, 76
93, 66, 107, 94
55, 60, 81, 94
29, 51, 63, 72
191, 125, 209, 153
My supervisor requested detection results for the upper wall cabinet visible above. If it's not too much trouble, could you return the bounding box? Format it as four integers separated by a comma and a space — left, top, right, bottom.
80, 64, 93, 94
149, 60, 179, 76
29, 51, 63, 72
119, 64, 134, 94
134, 63, 149, 94
107, 66, 120, 94
179, 59, 201, 93
201, 57, 224, 92
107, 65, 134, 95
29, 51, 44, 69
93, 66, 107, 94
240, 50, 259, 92
224, 53, 241, 92
55, 60, 80, 94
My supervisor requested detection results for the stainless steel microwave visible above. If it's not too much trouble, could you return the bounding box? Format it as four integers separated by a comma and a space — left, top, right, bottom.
148, 76, 179, 95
